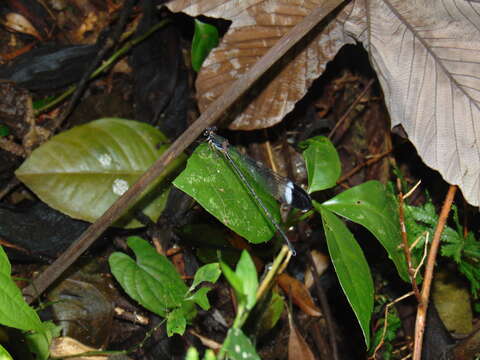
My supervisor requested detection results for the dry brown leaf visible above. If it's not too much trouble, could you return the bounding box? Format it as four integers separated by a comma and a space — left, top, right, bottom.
287, 309, 317, 360
277, 273, 322, 317
50, 337, 106, 359
343, 0, 480, 207
167, 0, 480, 207
166, 0, 353, 130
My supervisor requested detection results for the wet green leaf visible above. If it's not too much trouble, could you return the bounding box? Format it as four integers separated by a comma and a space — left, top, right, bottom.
16, 118, 185, 228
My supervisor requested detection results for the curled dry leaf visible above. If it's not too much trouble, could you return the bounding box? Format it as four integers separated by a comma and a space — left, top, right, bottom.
3, 13, 42, 40
50, 337, 105, 360
167, 0, 480, 207
287, 309, 316, 360
277, 273, 322, 317
166, 0, 353, 130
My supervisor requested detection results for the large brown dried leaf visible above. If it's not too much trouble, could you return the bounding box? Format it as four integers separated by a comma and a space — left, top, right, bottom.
167, 0, 480, 207
343, 0, 480, 206
166, 0, 353, 130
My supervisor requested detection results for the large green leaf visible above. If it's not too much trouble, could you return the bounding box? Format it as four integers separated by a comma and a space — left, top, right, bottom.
318, 206, 373, 348
322, 181, 409, 282
173, 142, 281, 244
0, 247, 43, 333
300, 136, 341, 192
109, 237, 193, 318
16, 118, 185, 228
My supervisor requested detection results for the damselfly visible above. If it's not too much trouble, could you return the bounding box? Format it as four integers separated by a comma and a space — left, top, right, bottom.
205, 128, 312, 254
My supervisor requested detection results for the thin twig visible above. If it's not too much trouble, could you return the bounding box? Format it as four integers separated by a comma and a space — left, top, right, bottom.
336, 149, 391, 185
51, 0, 135, 129
397, 180, 421, 301
22, 0, 347, 303
308, 251, 339, 360
370, 291, 414, 360
412, 185, 457, 360
328, 78, 375, 139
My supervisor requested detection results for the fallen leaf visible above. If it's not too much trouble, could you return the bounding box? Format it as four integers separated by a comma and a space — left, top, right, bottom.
277, 273, 322, 317
166, 0, 352, 130
287, 309, 316, 360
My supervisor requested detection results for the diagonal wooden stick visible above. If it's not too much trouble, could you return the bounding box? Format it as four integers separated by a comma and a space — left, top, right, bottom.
22, 0, 347, 303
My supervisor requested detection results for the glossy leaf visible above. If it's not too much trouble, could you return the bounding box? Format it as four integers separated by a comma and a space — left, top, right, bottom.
109, 236, 194, 318
174, 142, 281, 244
192, 19, 219, 72
318, 206, 373, 348
222, 328, 261, 360
300, 136, 341, 192
322, 181, 408, 282
0, 247, 43, 333
16, 118, 185, 228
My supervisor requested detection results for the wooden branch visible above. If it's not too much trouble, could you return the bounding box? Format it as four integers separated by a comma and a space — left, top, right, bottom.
22, 0, 347, 303
412, 185, 457, 360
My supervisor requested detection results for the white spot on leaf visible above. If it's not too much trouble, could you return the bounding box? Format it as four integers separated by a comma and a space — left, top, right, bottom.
112, 179, 129, 195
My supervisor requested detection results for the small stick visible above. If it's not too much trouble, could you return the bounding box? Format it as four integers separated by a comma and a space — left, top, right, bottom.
412, 185, 457, 360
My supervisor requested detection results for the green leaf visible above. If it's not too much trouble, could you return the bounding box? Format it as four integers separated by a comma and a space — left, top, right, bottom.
186, 347, 199, 360
318, 206, 373, 348
256, 291, 285, 337
220, 261, 245, 305
166, 308, 187, 336
189, 263, 221, 291
0, 247, 43, 334
109, 236, 193, 318
186, 286, 212, 310
203, 349, 216, 360
174, 142, 281, 244
25, 321, 60, 360
300, 136, 341, 192
0, 345, 13, 360
222, 328, 261, 360
16, 118, 185, 228
0, 246, 11, 276
322, 181, 409, 282
191, 19, 219, 72
236, 250, 258, 310
0, 125, 9, 137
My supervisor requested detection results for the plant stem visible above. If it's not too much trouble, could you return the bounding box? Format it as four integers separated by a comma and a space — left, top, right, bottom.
35, 19, 170, 115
